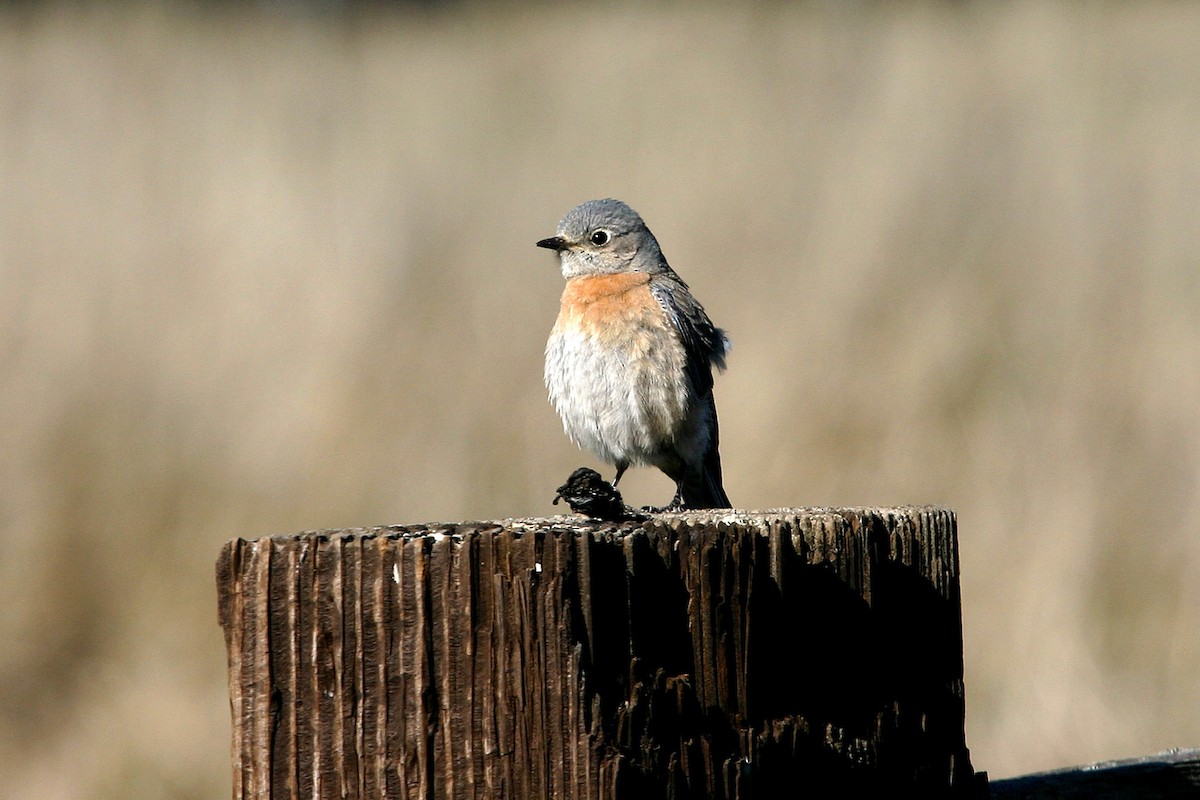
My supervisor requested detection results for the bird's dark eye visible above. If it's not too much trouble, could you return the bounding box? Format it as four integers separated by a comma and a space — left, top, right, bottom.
589, 229, 611, 246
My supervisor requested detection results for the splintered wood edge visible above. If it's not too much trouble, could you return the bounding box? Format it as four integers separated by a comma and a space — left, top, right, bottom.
225, 506, 955, 543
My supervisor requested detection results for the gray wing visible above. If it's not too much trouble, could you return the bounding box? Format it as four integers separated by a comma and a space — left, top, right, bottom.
649, 271, 729, 396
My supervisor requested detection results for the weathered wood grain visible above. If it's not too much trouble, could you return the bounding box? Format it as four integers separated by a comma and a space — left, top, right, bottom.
217, 507, 982, 798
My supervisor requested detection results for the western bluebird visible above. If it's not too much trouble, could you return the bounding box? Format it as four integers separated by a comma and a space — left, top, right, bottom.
538, 199, 732, 510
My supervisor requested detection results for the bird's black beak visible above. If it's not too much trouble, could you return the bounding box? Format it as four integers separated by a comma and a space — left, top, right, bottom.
536, 236, 569, 252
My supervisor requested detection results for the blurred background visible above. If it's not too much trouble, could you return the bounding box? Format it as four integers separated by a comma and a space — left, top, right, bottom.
2, 1, 1198, 796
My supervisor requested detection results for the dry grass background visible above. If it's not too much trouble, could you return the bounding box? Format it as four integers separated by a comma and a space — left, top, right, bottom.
2, 1, 1198, 796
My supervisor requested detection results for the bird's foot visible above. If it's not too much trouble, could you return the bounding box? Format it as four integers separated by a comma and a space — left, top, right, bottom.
640, 490, 687, 514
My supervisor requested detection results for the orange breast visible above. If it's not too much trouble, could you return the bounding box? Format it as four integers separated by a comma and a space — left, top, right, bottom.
555, 273, 662, 342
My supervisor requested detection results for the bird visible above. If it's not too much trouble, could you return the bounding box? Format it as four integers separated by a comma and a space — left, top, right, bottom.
538, 198, 731, 510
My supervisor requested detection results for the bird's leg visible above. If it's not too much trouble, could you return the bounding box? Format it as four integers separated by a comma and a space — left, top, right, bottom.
612, 462, 629, 487
666, 484, 685, 512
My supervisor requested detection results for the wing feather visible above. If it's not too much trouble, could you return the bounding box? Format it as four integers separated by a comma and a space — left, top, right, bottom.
649, 270, 729, 396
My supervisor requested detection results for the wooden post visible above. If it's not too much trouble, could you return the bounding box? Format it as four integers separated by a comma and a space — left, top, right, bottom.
216, 507, 983, 798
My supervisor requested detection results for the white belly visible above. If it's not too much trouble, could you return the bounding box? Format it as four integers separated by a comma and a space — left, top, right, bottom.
544, 326, 689, 467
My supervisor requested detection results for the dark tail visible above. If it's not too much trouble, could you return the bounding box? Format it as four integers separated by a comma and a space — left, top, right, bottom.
679, 403, 731, 509
679, 451, 730, 509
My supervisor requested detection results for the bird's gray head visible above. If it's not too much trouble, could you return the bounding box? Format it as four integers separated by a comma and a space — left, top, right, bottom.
536, 199, 665, 279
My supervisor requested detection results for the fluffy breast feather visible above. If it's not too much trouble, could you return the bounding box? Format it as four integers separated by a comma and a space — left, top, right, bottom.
545, 273, 691, 465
